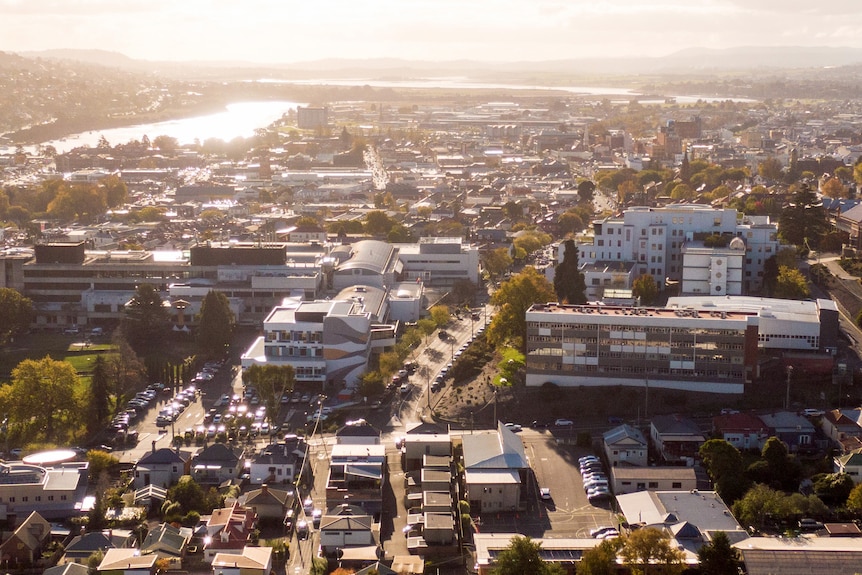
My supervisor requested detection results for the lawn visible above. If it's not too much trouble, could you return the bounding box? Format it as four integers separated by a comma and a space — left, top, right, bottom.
0, 333, 116, 378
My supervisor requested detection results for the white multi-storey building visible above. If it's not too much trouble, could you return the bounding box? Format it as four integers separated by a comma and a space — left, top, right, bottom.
576, 205, 779, 295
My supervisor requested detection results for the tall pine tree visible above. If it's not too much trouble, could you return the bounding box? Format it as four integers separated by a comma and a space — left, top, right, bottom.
553, 239, 587, 305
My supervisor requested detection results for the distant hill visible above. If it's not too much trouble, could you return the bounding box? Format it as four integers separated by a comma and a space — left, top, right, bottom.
19, 45, 862, 79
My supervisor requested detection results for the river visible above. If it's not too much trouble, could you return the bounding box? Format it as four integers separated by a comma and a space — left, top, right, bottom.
41, 100, 304, 154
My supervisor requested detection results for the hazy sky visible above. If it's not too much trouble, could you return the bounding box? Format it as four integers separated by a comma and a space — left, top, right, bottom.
3, 0, 862, 63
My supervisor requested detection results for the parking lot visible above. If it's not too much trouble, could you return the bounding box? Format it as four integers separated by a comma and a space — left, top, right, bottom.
474, 430, 616, 538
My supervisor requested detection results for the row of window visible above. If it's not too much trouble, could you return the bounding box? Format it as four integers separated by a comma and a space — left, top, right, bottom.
0, 494, 66, 502
264, 346, 323, 358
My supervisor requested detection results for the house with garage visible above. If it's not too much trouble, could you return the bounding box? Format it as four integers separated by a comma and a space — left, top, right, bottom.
319, 506, 376, 557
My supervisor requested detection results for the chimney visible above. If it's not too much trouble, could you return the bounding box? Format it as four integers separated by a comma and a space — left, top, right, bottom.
152, 440, 156, 454
261, 484, 268, 495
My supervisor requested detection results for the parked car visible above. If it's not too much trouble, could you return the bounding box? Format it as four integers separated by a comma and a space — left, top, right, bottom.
554, 418, 574, 426
504, 423, 522, 432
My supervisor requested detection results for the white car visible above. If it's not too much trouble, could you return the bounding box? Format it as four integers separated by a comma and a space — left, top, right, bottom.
554, 418, 574, 427
539, 487, 552, 500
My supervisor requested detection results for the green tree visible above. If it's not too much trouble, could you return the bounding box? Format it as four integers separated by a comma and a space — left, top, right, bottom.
632, 274, 658, 306
153, 135, 179, 154
105, 336, 147, 413
557, 210, 585, 236
168, 475, 206, 513
699, 439, 748, 503
364, 210, 394, 236
8, 356, 78, 441
778, 184, 829, 248
492, 535, 565, 575
576, 538, 620, 575
196, 290, 235, 358
732, 483, 786, 530
489, 267, 555, 350
122, 284, 170, 353
553, 239, 587, 305
773, 266, 810, 300
0, 288, 32, 346
812, 472, 854, 506
483, 247, 514, 279
89, 355, 111, 432
696, 531, 740, 575
577, 179, 596, 204
619, 527, 685, 575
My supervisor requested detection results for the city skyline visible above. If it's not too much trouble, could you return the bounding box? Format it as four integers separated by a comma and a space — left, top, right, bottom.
2, 0, 862, 65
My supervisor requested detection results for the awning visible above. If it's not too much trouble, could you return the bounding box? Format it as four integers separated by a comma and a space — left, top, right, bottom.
345, 464, 382, 480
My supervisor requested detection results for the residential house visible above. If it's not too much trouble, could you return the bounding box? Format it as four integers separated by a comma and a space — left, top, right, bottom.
203, 503, 257, 563
336, 420, 382, 445
712, 412, 770, 452
133, 446, 189, 490
757, 412, 816, 453
650, 415, 706, 464
139, 523, 190, 570
319, 510, 376, 557
403, 421, 451, 472
834, 449, 862, 483
60, 530, 136, 565
239, 484, 294, 523
0, 511, 51, 567
211, 546, 273, 575
461, 423, 529, 513
247, 440, 305, 486
44, 563, 90, 575
603, 424, 648, 467
820, 409, 862, 447
327, 444, 386, 515
96, 548, 157, 574
190, 443, 243, 487
610, 467, 697, 495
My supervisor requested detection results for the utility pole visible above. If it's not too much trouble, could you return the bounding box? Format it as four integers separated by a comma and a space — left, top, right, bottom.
785, 367, 793, 410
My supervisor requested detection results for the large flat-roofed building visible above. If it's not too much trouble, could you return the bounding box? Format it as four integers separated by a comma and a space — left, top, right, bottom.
395, 237, 480, 287
525, 296, 838, 394
576, 205, 778, 294
11, 241, 325, 330
0, 462, 89, 521
240, 298, 375, 389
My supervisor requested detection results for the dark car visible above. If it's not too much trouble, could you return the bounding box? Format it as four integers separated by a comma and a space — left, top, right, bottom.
438, 331, 450, 340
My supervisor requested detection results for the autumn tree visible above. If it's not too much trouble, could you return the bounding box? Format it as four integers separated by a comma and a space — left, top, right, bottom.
483, 247, 513, 279
557, 210, 585, 236
0, 288, 32, 346
99, 174, 128, 208
488, 267, 555, 350
773, 266, 810, 300
364, 210, 394, 236
619, 528, 685, 575
758, 156, 784, 181
430, 305, 450, 328
196, 290, 235, 358
553, 239, 586, 305
820, 177, 847, 198
847, 483, 862, 511
47, 183, 107, 223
